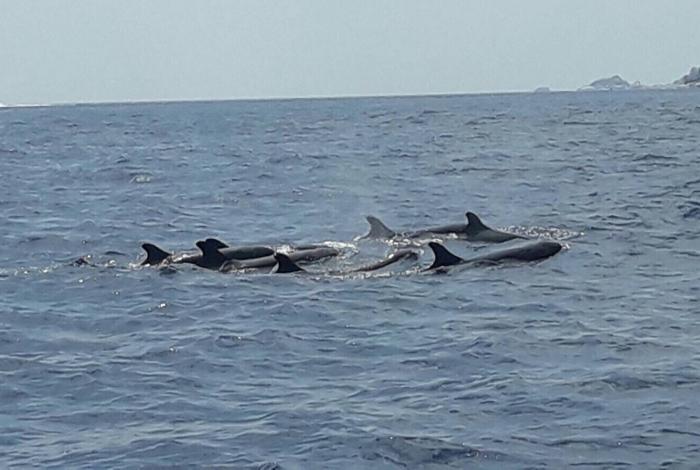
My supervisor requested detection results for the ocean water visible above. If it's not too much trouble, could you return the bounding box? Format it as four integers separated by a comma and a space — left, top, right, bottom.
1, 90, 699, 469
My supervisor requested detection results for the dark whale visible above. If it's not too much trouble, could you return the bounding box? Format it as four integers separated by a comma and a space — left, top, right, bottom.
221, 246, 340, 272
426, 240, 562, 270
141, 238, 274, 268
141, 240, 223, 266
270, 248, 419, 274
349, 248, 419, 273
364, 212, 526, 243
271, 253, 307, 273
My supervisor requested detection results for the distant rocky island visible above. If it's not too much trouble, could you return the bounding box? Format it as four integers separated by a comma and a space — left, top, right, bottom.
576, 66, 700, 91
674, 66, 700, 85
579, 75, 641, 91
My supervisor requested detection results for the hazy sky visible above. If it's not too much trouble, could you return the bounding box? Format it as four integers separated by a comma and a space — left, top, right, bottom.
1, 0, 698, 104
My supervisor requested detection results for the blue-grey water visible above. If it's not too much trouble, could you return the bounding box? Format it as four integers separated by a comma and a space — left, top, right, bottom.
1, 90, 699, 469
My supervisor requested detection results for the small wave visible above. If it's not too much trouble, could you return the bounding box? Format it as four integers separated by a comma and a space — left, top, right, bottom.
577, 371, 665, 392
0, 146, 25, 155
563, 120, 605, 126
682, 207, 700, 219
660, 428, 700, 438
247, 328, 305, 345
515, 226, 583, 241
3, 264, 63, 277
130, 174, 153, 184
363, 435, 510, 467
633, 153, 677, 162
682, 178, 700, 189
255, 463, 284, 470
214, 334, 248, 349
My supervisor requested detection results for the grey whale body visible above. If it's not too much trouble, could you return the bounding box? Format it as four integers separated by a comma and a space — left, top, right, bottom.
364, 212, 526, 243
271, 248, 419, 274
221, 246, 340, 271
349, 249, 419, 273
141, 238, 275, 269
426, 240, 562, 270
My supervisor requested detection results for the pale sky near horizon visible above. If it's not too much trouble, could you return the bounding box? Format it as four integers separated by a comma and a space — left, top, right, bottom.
1, 0, 698, 105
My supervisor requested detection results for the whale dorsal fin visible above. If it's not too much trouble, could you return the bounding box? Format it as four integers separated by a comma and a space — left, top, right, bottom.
195, 240, 208, 255
272, 253, 305, 273
465, 212, 492, 234
364, 216, 396, 239
141, 243, 172, 265
196, 240, 226, 264
427, 242, 464, 269
205, 238, 229, 249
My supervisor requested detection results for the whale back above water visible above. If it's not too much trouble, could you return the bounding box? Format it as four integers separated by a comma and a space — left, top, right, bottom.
222, 246, 340, 271
426, 239, 562, 270
363, 211, 525, 242
272, 253, 306, 273
468, 240, 562, 263
351, 248, 419, 272
205, 238, 229, 249
205, 238, 275, 260
364, 216, 397, 239
426, 243, 465, 269
194, 239, 228, 269
141, 243, 173, 266
141, 238, 276, 269
270, 248, 420, 275
464, 212, 526, 243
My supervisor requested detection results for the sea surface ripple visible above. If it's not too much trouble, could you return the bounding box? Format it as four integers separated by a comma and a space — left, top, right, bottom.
1, 90, 700, 469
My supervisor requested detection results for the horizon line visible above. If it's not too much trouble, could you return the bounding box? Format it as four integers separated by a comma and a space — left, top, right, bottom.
4, 84, 696, 109
1, 87, 563, 108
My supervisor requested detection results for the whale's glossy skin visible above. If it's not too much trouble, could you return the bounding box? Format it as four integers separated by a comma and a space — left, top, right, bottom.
364, 212, 526, 243
426, 240, 562, 270
221, 246, 340, 271
141, 238, 274, 269
349, 249, 419, 273
270, 248, 419, 275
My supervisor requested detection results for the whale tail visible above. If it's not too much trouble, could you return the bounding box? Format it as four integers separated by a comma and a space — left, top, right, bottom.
141, 243, 172, 265
363, 216, 397, 239
272, 253, 305, 274
426, 242, 464, 270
